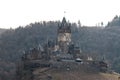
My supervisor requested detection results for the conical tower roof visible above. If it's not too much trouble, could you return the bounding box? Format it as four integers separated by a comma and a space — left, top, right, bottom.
60, 17, 70, 28
58, 17, 71, 33
62, 17, 67, 24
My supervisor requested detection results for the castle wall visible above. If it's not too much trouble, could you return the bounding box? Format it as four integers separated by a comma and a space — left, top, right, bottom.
58, 33, 71, 42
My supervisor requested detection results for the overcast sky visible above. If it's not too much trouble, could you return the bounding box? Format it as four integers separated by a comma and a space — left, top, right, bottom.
0, 0, 120, 29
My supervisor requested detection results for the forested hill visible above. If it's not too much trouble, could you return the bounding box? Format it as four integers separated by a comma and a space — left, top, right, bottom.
0, 16, 120, 80
106, 15, 120, 27
0, 28, 7, 35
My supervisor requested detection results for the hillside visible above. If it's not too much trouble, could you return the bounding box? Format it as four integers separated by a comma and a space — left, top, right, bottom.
0, 28, 7, 35
44, 71, 119, 80
0, 16, 120, 80
22, 67, 119, 80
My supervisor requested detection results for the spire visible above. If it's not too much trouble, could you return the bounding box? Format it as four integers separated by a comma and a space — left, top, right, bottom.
58, 17, 71, 33
61, 11, 67, 25
62, 17, 67, 24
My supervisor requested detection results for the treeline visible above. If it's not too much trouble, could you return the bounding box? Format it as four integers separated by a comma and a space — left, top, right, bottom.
107, 15, 120, 27
0, 21, 78, 80
0, 16, 120, 80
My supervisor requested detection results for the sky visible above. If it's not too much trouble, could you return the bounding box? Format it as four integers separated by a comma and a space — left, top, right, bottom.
0, 0, 120, 29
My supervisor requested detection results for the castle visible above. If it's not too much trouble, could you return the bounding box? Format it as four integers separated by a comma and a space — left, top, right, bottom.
22, 17, 83, 62
17, 17, 108, 80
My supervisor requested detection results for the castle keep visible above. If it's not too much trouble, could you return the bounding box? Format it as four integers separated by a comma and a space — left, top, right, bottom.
57, 17, 71, 54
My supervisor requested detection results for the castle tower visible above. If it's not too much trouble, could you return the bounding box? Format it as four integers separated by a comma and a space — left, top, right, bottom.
57, 17, 71, 53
